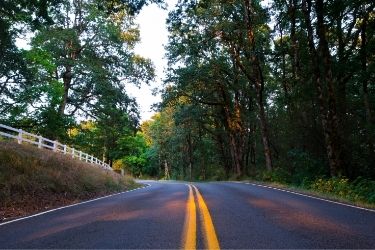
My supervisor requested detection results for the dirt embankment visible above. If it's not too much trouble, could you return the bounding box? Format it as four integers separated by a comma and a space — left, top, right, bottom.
0, 141, 137, 222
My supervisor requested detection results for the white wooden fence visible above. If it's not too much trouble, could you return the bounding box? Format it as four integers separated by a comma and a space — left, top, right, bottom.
0, 123, 111, 170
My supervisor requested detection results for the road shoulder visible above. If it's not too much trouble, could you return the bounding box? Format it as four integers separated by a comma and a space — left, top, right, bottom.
230, 181, 375, 212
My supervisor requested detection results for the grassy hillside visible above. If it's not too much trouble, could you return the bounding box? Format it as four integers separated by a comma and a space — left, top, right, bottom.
0, 141, 138, 221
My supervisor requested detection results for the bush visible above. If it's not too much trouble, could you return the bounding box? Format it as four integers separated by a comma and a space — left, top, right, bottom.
310, 177, 375, 204
255, 168, 290, 184
351, 177, 375, 203
209, 168, 226, 181
311, 177, 354, 198
287, 149, 327, 185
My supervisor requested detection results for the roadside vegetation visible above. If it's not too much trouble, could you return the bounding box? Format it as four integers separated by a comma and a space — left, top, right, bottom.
250, 171, 375, 209
0, 141, 138, 221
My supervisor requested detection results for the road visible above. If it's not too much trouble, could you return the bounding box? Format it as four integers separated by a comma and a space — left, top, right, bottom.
0, 181, 374, 249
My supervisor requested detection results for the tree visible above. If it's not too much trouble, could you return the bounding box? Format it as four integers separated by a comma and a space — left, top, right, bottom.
30, 0, 153, 125
0, 0, 61, 124
149, 0, 375, 182
163, 0, 274, 178
1, 0, 155, 143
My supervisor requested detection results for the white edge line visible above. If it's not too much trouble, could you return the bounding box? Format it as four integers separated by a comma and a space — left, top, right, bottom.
231, 181, 375, 213
0, 183, 151, 227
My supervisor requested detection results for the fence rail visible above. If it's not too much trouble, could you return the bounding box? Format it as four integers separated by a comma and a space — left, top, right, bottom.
0, 124, 111, 170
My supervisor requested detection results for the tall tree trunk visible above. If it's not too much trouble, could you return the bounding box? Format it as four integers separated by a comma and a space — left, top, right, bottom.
289, 0, 300, 80
187, 132, 193, 181
199, 126, 206, 180
302, 0, 344, 177
59, 65, 72, 116
361, 14, 373, 126
256, 91, 273, 171
158, 153, 162, 179
223, 104, 243, 177
59, 34, 80, 116
218, 83, 244, 177
217, 132, 231, 178
279, 26, 289, 101
316, 0, 345, 176
360, 13, 375, 161
241, 0, 273, 171
233, 57, 273, 172
245, 123, 257, 175
336, 15, 347, 119
164, 160, 170, 180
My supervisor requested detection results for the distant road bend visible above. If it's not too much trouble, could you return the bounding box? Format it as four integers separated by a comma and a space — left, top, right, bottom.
0, 181, 374, 249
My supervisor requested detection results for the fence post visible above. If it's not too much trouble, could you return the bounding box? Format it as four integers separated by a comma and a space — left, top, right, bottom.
79, 151, 82, 160
38, 136, 42, 148
86, 154, 88, 162
63, 145, 67, 154
53, 141, 57, 152
72, 148, 75, 158
91, 155, 94, 163
17, 129, 23, 144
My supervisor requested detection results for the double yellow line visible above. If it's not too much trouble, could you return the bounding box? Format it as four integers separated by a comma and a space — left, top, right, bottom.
182, 184, 220, 250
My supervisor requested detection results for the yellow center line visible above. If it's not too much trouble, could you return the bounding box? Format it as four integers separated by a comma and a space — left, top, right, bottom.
182, 184, 196, 250
192, 185, 221, 250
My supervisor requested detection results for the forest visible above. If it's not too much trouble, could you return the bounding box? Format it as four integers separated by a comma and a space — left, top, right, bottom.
1, 0, 375, 201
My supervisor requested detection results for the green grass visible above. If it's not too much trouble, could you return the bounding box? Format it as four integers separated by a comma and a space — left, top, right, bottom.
0, 141, 140, 221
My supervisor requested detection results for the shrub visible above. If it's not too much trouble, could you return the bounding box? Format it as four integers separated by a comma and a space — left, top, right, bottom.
310, 177, 375, 204
287, 149, 327, 185
351, 177, 375, 203
209, 168, 226, 181
311, 177, 353, 198
255, 168, 290, 184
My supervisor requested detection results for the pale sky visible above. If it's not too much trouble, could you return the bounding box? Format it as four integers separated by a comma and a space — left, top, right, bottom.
129, 0, 178, 122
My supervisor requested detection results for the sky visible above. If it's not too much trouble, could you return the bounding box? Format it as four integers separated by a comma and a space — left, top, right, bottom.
128, 0, 178, 121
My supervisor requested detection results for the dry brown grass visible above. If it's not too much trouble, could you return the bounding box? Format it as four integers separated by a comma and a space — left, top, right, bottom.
0, 140, 138, 221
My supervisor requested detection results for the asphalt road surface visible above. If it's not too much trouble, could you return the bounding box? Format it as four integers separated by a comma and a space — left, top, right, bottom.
0, 181, 374, 249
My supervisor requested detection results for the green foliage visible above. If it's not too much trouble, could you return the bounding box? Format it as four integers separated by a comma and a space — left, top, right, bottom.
311, 178, 353, 198
143, 146, 160, 177
0, 0, 61, 123
310, 177, 375, 204
25, 48, 56, 74
123, 155, 147, 176
286, 149, 327, 186
351, 178, 375, 204
208, 168, 227, 181
256, 169, 290, 184
117, 132, 148, 176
